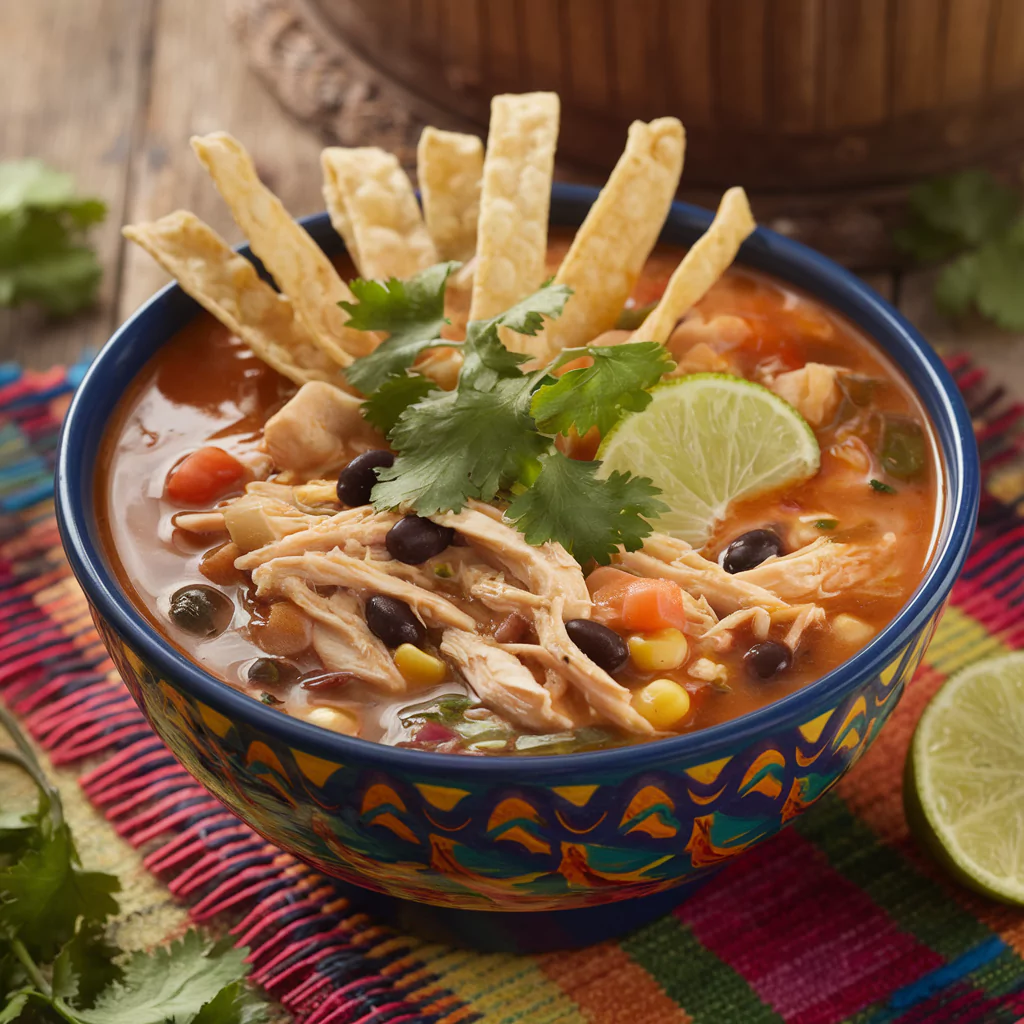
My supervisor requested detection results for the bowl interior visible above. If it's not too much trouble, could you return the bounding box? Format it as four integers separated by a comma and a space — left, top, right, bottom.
56, 185, 980, 779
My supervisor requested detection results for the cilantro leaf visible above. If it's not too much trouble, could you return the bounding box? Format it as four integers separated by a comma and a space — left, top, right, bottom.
361, 373, 439, 434
373, 379, 547, 514
0, 161, 106, 315
907, 169, 1018, 251
0, 817, 119, 960
460, 281, 572, 390
52, 922, 123, 1009
460, 323, 533, 390
506, 452, 668, 564
973, 233, 1024, 331
190, 981, 269, 1024
0, 805, 39, 856
343, 261, 459, 394
935, 250, 981, 318
73, 932, 251, 1024
531, 342, 673, 436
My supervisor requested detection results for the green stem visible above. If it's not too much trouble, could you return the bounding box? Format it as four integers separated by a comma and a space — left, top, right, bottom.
0, 748, 63, 830
0, 701, 40, 768
11, 939, 50, 997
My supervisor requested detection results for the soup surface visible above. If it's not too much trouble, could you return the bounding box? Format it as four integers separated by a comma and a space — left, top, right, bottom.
98, 242, 941, 755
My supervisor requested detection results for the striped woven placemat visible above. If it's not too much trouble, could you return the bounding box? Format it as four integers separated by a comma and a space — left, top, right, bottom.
2, 354, 1023, 1024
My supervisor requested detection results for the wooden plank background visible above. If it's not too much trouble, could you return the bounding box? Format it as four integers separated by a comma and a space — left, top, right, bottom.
2, 0, 1022, 391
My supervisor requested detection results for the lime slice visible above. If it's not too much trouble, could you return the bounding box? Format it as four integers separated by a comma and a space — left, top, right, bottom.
597, 373, 820, 546
906, 652, 1024, 906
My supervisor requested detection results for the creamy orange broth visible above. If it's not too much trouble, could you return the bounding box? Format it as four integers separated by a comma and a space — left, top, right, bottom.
97, 243, 941, 747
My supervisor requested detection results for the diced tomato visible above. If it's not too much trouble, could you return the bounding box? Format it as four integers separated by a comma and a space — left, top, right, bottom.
165, 446, 248, 506
589, 574, 688, 632
555, 425, 601, 462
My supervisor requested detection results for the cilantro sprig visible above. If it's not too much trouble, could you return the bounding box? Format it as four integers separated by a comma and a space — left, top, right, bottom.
343, 269, 675, 563
0, 161, 107, 316
895, 169, 1024, 330
0, 705, 267, 1024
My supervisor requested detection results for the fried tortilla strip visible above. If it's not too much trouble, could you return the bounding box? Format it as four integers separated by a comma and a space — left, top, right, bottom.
123, 212, 346, 388
632, 186, 756, 344
322, 146, 438, 280
191, 132, 373, 365
538, 118, 685, 358
469, 92, 559, 353
417, 127, 484, 263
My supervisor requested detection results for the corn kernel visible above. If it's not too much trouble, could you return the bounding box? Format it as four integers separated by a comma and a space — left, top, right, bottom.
394, 644, 448, 686
832, 613, 876, 647
305, 705, 358, 734
633, 678, 691, 730
628, 628, 688, 672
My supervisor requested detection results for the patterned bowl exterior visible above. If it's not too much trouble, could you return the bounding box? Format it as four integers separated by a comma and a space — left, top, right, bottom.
93, 610, 938, 911
59, 192, 979, 915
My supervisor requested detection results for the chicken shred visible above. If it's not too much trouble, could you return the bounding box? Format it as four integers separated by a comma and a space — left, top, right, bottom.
736, 533, 899, 602
440, 629, 574, 732
280, 579, 404, 692
251, 548, 476, 631
263, 381, 386, 478
766, 362, 843, 427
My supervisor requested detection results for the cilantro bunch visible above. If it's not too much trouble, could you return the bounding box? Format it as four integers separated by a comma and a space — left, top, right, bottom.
0, 706, 266, 1023
894, 169, 1024, 330
0, 161, 107, 316
342, 264, 673, 564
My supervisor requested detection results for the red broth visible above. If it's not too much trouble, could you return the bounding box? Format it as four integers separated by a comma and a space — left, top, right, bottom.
97, 246, 941, 750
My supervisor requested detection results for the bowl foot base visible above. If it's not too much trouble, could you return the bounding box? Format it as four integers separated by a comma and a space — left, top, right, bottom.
332, 873, 718, 953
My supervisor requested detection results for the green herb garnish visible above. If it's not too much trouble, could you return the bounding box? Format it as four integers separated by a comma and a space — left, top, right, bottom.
869, 478, 897, 494
0, 160, 107, 316
0, 706, 266, 1023
895, 169, 1024, 330
343, 271, 674, 564
814, 518, 838, 530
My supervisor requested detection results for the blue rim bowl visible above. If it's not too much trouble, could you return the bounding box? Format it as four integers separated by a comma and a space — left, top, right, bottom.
56, 184, 979, 922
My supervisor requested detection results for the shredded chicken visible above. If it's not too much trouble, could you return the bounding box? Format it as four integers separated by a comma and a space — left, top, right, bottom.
736, 533, 898, 602
620, 535, 791, 615
264, 381, 386, 478
688, 658, 728, 686
251, 548, 476, 631
173, 511, 229, 534
234, 506, 400, 570
766, 362, 843, 427
435, 504, 591, 618
441, 629, 574, 732
458, 564, 548, 614
666, 313, 749, 375
280, 580, 404, 692
784, 603, 827, 650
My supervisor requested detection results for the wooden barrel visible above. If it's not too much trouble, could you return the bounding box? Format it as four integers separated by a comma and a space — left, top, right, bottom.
297, 0, 1024, 191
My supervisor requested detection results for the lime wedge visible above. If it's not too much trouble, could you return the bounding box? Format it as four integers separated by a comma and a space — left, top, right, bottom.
906, 652, 1024, 906
597, 373, 820, 546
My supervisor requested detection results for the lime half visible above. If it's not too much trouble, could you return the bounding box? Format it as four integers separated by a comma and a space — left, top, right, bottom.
906, 652, 1024, 905
597, 373, 820, 546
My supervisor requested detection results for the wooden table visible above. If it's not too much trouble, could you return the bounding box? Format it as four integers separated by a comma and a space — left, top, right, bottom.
3, 0, 1023, 391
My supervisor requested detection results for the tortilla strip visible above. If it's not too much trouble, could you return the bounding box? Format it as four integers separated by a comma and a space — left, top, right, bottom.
417, 127, 484, 263
321, 146, 438, 280
190, 132, 373, 365
538, 118, 685, 358
123, 211, 346, 388
469, 92, 559, 353
632, 186, 756, 344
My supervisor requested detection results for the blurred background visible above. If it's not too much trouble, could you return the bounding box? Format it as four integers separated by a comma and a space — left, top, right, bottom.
3, 0, 1024, 390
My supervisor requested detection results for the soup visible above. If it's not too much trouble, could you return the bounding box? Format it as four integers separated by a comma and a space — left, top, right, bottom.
99, 106, 940, 755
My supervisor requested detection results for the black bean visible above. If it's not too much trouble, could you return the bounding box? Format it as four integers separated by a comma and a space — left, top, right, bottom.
744, 641, 792, 680
385, 515, 455, 565
168, 585, 233, 637
247, 658, 298, 686
565, 619, 629, 674
365, 595, 426, 648
721, 529, 784, 574
336, 450, 395, 507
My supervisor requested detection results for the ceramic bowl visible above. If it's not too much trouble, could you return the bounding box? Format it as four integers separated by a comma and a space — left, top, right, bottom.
56, 186, 979, 939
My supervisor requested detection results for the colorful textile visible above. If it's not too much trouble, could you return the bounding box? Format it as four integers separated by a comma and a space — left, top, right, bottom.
1, 355, 1022, 1024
